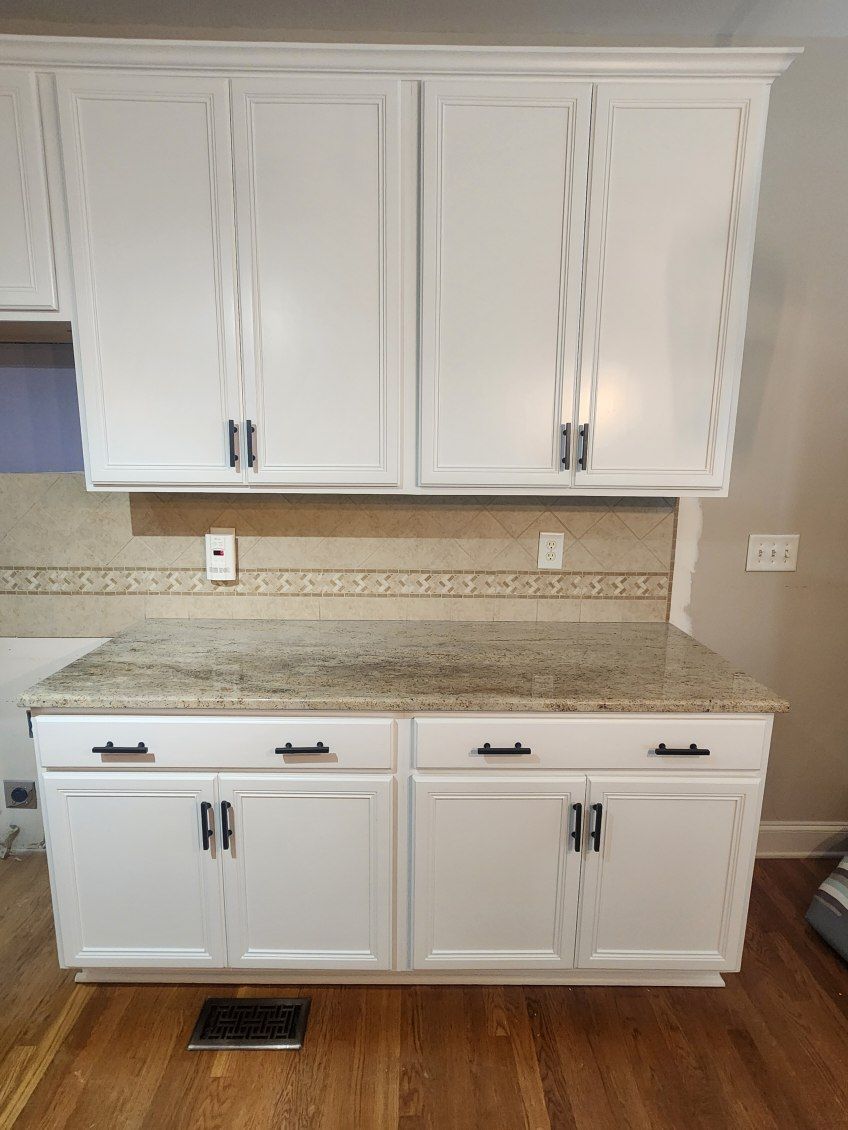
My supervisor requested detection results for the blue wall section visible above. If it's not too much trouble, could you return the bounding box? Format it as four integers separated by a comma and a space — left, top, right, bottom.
0, 344, 84, 472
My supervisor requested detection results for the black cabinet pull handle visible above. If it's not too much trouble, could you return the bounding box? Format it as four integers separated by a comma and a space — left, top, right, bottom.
227, 419, 239, 468
476, 742, 532, 755
200, 800, 214, 851
221, 800, 233, 851
560, 422, 571, 470
652, 743, 711, 756
245, 419, 257, 467
577, 422, 589, 471
274, 742, 331, 755
92, 741, 148, 755
571, 802, 583, 852
590, 802, 603, 852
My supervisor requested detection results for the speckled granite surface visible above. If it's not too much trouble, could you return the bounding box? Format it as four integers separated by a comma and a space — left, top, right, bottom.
19, 619, 787, 714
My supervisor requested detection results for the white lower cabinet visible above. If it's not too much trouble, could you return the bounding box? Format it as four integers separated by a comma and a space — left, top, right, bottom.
37, 715, 769, 981
576, 775, 761, 971
43, 772, 226, 969
219, 774, 393, 969
412, 775, 584, 969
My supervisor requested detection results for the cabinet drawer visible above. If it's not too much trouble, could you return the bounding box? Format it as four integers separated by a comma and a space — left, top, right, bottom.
35, 715, 394, 770
414, 716, 769, 772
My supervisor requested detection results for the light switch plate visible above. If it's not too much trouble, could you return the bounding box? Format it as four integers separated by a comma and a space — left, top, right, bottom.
746, 534, 800, 572
538, 532, 564, 570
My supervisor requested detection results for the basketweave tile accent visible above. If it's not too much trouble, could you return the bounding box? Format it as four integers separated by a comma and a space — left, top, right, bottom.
0, 565, 668, 601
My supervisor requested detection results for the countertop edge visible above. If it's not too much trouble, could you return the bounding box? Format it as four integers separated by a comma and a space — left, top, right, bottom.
19, 694, 789, 714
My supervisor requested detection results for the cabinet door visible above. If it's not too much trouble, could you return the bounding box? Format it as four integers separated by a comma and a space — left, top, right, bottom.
232, 78, 401, 485
42, 772, 225, 968
577, 774, 761, 970
220, 774, 392, 969
56, 73, 244, 485
576, 82, 769, 490
412, 775, 585, 969
0, 68, 57, 312
419, 80, 591, 487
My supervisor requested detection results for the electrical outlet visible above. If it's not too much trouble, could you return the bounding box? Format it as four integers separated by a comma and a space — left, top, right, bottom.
538, 532, 564, 570
3, 780, 37, 809
746, 534, 800, 572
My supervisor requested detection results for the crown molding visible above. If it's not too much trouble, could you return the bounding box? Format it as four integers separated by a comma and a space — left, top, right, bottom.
0, 36, 802, 80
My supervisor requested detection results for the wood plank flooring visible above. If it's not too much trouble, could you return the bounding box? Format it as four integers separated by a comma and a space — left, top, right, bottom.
0, 855, 845, 1129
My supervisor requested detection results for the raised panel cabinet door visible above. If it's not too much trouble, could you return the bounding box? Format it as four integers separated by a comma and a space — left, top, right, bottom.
576, 82, 770, 491
0, 67, 58, 311
56, 73, 244, 485
419, 80, 592, 487
41, 772, 225, 968
232, 78, 401, 485
577, 774, 761, 970
219, 774, 393, 969
412, 774, 585, 969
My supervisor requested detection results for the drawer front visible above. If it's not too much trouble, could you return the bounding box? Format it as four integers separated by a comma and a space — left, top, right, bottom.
414, 716, 769, 772
35, 715, 394, 770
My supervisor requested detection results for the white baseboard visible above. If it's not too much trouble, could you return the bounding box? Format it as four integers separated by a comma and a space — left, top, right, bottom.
757, 821, 848, 858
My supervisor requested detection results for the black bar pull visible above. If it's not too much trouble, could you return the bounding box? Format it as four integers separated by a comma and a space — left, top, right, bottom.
577, 423, 589, 471
221, 800, 233, 851
590, 802, 603, 852
560, 423, 571, 470
245, 419, 257, 467
92, 741, 149, 755
200, 801, 214, 851
227, 419, 239, 468
476, 742, 532, 755
652, 743, 711, 757
571, 802, 583, 852
275, 742, 331, 755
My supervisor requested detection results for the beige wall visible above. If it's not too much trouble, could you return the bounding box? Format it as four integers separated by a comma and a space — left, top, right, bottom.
686, 40, 848, 824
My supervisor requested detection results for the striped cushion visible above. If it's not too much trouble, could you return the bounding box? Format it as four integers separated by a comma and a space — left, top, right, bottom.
806, 856, 848, 961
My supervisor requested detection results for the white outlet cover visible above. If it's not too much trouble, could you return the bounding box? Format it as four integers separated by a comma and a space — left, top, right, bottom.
746, 534, 800, 572
537, 531, 565, 570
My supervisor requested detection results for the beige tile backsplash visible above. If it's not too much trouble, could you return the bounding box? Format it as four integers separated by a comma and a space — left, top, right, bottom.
0, 474, 676, 636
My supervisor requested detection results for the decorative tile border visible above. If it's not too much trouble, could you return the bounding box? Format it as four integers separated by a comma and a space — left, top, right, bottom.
0, 566, 668, 601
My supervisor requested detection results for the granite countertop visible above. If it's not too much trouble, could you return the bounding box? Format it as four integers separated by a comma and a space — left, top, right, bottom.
19, 619, 787, 714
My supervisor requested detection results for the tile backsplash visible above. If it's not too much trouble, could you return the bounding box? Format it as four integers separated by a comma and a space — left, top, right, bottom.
0, 474, 676, 636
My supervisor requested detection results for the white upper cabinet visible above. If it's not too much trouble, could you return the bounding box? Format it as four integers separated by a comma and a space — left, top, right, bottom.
232, 77, 401, 485
419, 80, 592, 487
575, 82, 769, 490
56, 72, 244, 485
0, 67, 58, 313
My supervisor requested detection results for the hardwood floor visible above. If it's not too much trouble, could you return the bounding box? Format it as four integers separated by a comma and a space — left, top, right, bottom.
0, 856, 845, 1129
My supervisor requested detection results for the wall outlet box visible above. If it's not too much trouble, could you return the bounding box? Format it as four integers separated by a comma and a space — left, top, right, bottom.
4, 780, 37, 809
205, 527, 237, 581
538, 532, 565, 570
746, 534, 800, 572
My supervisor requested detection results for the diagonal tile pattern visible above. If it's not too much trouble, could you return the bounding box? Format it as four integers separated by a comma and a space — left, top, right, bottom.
0, 474, 677, 635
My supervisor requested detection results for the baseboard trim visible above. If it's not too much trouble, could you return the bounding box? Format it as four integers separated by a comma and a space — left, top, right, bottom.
75, 968, 726, 988
757, 821, 848, 858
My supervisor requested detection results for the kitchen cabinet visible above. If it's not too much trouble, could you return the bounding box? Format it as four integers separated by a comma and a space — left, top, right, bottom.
0, 67, 59, 313
412, 774, 584, 968
574, 83, 769, 490
10, 40, 792, 494
55, 72, 243, 485
32, 708, 772, 983
232, 77, 402, 486
576, 774, 760, 970
42, 772, 226, 968
219, 774, 393, 969
418, 79, 591, 487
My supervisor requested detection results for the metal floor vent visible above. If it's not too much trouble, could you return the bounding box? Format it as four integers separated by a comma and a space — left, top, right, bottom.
188, 997, 311, 1050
